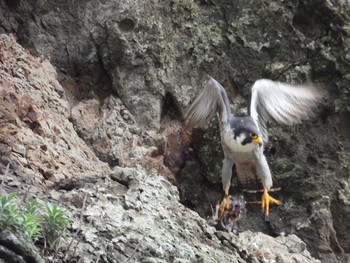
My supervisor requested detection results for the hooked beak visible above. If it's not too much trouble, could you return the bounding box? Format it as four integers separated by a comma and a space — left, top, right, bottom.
252, 136, 263, 147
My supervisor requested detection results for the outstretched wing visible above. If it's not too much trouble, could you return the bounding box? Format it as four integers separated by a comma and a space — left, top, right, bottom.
184, 77, 231, 128
250, 79, 323, 143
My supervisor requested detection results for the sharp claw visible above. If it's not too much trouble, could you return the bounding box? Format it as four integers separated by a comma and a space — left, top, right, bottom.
220, 190, 230, 216
261, 187, 279, 216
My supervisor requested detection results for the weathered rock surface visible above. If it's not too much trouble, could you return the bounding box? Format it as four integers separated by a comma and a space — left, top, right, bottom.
48, 166, 320, 263
0, 230, 45, 263
0, 33, 321, 263
1, 0, 350, 262
0, 34, 109, 186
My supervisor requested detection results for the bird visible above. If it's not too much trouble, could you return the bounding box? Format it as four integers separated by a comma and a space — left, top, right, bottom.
184, 77, 322, 215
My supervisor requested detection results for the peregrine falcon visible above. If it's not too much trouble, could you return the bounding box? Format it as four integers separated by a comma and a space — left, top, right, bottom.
184, 77, 322, 215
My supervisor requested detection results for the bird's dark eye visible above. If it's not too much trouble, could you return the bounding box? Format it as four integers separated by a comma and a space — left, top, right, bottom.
249, 132, 258, 139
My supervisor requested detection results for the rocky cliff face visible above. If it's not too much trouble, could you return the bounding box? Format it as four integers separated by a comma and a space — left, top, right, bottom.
0, 34, 320, 263
1, 0, 350, 262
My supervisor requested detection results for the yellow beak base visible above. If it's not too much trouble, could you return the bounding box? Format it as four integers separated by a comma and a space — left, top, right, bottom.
252, 136, 262, 144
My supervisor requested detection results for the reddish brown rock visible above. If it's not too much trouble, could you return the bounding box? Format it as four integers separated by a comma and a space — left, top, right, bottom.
0, 34, 109, 185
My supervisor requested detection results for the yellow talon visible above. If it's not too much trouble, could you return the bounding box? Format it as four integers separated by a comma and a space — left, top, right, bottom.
220, 189, 230, 216
261, 187, 279, 216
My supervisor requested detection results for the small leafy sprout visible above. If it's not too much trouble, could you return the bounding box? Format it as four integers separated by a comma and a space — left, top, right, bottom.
41, 203, 69, 246
0, 192, 21, 230
21, 199, 41, 239
21, 213, 41, 240
0, 193, 69, 247
25, 199, 40, 215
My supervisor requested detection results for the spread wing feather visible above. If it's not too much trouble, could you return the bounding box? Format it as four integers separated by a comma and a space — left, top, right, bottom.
250, 79, 323, 143
184, 78, 231, 128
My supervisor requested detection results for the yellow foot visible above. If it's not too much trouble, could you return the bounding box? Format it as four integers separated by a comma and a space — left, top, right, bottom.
220, 189, 230, 216
261, 187, 279, 216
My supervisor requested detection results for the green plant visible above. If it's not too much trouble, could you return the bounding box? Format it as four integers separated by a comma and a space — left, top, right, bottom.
0, 193, 68, 247
41, 203, 69, 246
0, 192, 21, 230
21, 213, 41, 240
25, 199, 40, 214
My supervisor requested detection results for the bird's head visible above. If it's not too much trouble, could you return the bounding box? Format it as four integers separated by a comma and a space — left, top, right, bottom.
223, 117, 263, 152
